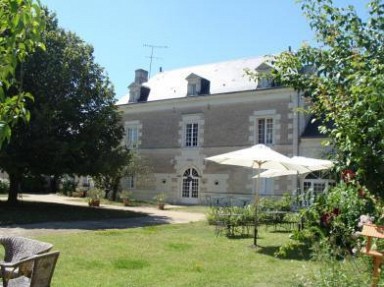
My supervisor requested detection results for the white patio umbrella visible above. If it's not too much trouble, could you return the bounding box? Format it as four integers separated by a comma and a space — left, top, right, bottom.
205, 144, 311, 246
257, 169, 298, 178
256, 156, 334, 178
206, 145, 310, 172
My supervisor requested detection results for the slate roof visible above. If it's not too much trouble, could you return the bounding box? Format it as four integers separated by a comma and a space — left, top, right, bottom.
117, 56, 270, 104
301, 116, 331, 138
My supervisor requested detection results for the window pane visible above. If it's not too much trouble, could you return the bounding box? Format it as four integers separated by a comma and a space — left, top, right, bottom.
126, 126, 138, 149
127, 176, 135, 189
185, 123, 198, 147
123, 176, 135, 189
185, 124, 192, 146
182, 168, 199, 199
191, 179, 198, 198
190, 84, 197, 95
182, 180, 190, 197
266, 119, 273, 144
303, 182, 312, 192
314, 183, 326, 193
192, 124, 198, 146
258, 119, 265, 144
257, 118, 273, 144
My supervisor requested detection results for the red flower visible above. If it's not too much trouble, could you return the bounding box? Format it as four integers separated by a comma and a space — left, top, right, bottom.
341, 169, 356, 183
358, 188, 366, 198
321, 213, 332, 227
332, 208, 340, 216
320, 209, 340, 227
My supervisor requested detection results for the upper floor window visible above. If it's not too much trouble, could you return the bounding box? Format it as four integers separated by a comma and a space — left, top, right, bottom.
257, 118, 274, 144
180, 114, 203, 148
185, 123, 199, 147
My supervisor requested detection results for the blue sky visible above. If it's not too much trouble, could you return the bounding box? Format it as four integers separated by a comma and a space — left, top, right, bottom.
40, 0, 368, 100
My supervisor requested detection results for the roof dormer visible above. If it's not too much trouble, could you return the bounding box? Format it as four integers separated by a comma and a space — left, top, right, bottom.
185, 73, 210, 96
255, 62, 278, 89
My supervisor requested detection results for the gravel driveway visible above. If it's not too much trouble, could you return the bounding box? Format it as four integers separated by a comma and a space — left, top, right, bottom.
0, 194, 206, 237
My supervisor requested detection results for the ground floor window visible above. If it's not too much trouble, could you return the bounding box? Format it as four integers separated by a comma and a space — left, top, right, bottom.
182, 168, 199, 198
296, 172, 335, 207
122, 176, 135, 189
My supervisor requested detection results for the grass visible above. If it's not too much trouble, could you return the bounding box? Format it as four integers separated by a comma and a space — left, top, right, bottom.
0, 197, 320, 286
31, 222, 320, 287
2, 220, 374, 287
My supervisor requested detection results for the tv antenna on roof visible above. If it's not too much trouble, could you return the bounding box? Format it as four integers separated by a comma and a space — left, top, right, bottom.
143, 44, 168, 78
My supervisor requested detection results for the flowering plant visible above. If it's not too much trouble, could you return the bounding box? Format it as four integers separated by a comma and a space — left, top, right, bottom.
341, 169, 356, 183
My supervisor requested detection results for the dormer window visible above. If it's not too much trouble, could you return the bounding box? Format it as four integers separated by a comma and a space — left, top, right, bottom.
258, 77, 273, 89
186, 73, 210, 96
255, 62, 279, 89
189, 83, 198, 96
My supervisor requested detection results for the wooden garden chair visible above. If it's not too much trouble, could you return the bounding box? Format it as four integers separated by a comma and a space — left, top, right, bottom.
359, 224, 384, 287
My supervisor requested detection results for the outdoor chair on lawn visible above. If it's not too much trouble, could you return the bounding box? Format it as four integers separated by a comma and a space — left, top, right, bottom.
0, 251, 60, 287
358, 224, 384, 287
0, 237, 53, 280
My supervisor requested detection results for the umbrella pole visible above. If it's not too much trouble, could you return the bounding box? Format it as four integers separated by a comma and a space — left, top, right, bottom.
253, 163, 261, 247
253, 197, 258, 246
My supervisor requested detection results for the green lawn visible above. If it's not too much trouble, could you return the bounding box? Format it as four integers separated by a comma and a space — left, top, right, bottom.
33, 222, 318, 287
0, 199, 320, 286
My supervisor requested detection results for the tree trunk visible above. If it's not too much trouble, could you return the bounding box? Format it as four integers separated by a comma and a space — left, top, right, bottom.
50, 176, 59, 194
111, 178, 121, 201
8, 173, 22, 205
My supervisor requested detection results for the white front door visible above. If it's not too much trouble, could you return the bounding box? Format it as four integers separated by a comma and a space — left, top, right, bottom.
181, 168, 199, 204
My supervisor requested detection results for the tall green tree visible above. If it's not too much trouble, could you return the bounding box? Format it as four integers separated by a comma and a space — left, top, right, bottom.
0, 11, 125, 204
0, 0, 45, 146
94, 151, 153, 201
257, 0, 384, 197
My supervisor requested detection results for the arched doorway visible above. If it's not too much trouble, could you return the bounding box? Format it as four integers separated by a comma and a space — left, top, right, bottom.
181, 168, 199, 204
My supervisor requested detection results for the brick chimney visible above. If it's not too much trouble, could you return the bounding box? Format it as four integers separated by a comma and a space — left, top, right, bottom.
134, 69, 148, 84
129, 69, 149, 103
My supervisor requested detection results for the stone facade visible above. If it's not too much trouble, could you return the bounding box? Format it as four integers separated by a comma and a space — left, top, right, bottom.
118, 57, 329, 205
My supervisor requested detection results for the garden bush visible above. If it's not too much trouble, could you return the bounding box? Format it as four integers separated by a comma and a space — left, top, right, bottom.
0, 178, 9, 194
206, 205, 254, 226
277, 179, 379, 259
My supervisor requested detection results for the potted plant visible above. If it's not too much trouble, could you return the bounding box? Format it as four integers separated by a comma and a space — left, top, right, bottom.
153, 192, 167, 210
120, 190, 133, 206
87, 188, 103, 207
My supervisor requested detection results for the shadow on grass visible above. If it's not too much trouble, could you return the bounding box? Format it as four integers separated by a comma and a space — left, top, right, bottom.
0, 200, 176, 231
256, 244, 312, 261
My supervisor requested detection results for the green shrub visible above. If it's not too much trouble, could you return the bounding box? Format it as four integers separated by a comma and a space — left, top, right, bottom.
21, 175, 46, 193
292, 246, 372, 287
259, 193, 294, 212
60, 175, 77, 196
206, 205, 254, 226
0, 178, 9, 194
278, 182, 379, 259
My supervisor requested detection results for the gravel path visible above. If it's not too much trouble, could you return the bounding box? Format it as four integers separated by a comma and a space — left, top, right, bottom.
0, 194, 206, 237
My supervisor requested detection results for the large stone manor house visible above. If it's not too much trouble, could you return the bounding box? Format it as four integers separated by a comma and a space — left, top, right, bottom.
117, 56, 332, 205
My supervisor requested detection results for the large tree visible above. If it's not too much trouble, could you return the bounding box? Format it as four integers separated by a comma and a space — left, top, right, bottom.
0, 11, 125, 204
256, 0, 384, 197
0, 0, 45, 146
